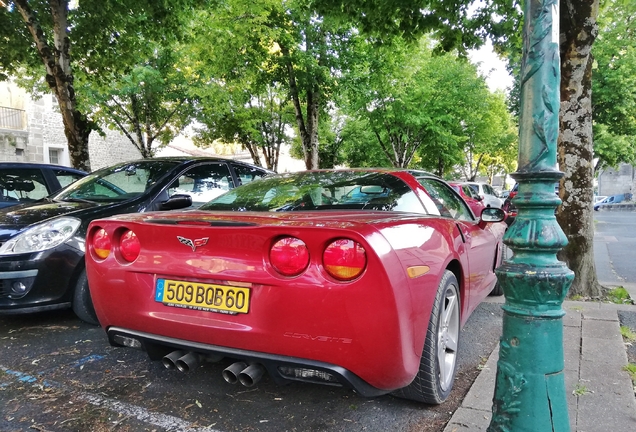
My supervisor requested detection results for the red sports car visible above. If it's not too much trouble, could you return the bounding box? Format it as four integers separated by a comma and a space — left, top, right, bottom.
448, 182, 487, 218
85, 169, 506, 404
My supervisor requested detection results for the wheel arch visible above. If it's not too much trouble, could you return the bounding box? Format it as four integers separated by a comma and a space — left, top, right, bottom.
68, 257, 87, 297
445, 258, 463, 313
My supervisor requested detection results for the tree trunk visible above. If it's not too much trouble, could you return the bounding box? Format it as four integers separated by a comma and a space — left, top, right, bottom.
14, 0, 93, 171
557, 0, 602, 297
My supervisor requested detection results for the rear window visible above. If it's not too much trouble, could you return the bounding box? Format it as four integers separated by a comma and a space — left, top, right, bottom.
201, 171, 426, 213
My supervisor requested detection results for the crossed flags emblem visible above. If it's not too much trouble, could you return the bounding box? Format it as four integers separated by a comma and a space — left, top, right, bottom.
177, 236, 209, 251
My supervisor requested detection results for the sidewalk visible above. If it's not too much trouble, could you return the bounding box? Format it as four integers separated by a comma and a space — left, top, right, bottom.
443, 226, 636, 431
443, 299, 636, 432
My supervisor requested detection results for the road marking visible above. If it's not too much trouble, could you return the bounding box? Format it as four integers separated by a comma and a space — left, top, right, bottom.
79, 393, 222, 431
0, 365, 224, 432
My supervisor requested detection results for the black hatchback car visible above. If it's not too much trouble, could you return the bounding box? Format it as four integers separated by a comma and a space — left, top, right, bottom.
0, 157, 272, 324
0, 162, 87, 209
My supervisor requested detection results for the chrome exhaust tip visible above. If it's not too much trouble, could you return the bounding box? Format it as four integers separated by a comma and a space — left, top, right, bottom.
238, 364, 265, 387
175, 352, 204, 372
162, 350, 187, 369
222, 361, 248, 384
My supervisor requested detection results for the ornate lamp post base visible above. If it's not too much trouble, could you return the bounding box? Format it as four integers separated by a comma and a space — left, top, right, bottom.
488, 1, 575, 430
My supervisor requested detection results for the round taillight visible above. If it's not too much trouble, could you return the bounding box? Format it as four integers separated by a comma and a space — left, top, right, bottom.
119, 230, 140, 262
270, 237, 309, 277
92, 228, 111, 259
323, 239, 367, 281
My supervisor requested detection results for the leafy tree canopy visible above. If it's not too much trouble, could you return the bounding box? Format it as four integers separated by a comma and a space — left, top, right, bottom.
80, 45, 196, 158
0, 0, 200, 169
311, 0, 520, 53
592, 0, 636, 170
339, 37, 515, 177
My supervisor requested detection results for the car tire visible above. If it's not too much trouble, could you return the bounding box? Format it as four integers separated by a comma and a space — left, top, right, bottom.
489, 280, 504, 296
392, 270, 460, 404
72, 269, 99, 325
489, 244, 504, 296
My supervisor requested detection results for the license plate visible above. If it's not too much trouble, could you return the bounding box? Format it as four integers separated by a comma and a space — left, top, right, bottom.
155, 279, 250, 314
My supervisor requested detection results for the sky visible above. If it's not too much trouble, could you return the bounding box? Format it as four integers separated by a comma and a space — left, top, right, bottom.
468, 40, 514, 92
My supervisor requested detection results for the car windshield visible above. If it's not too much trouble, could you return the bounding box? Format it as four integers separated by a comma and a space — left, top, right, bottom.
200, 171, 425, 213
52, 160, 180, 202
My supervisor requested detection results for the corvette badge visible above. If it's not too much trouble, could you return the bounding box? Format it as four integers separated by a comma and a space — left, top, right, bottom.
177, 236, 209, 251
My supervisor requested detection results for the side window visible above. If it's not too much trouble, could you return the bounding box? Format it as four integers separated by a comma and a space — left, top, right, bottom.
169, 163, 234, 208
53, 170, 84, 190
0, 168, 49, 203
393, 191, 427, 213
462, 185, 475, 199
232, 164, 269, 186
418, 178, 473, 221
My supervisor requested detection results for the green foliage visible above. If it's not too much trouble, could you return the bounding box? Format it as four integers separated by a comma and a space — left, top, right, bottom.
339, 37, 516, 176
195, 83, 295, 171
183, 1, 298, 170
338, 117, 393, 168
80, 46, 195, 157
185, 0, 369, 169
1, 0, 197, 86
623, 363, 636, 384
312, 0, 520, 54
572, 383, 592, 396
2, 0, 521, 175
620, 325, 636, 342
1, 0, 200, 169
606, 287, 634, 304
593, 124, 636, 170
592, 0, 636, 170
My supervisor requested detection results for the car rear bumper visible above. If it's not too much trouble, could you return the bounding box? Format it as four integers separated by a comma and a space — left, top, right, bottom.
107, 326, 391, 397
90, 264, 430, 391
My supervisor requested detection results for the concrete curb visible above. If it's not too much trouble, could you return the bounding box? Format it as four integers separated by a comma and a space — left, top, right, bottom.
443, 302, 636, 432
597, 203, 636, 211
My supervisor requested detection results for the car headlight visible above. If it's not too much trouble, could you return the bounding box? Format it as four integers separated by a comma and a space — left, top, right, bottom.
0, 217, 82, 255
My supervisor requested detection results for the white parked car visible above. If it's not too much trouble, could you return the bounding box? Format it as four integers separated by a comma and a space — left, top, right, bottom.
463, 182, 503, 208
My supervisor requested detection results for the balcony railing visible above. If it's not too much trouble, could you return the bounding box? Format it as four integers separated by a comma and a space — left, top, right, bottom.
0, 106, 26, 130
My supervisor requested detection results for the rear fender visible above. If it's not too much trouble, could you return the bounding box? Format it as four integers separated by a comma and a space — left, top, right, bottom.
376, 223, 464, 367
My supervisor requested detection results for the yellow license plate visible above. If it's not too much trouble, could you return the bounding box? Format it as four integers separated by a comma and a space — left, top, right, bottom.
155, 279, 250, 314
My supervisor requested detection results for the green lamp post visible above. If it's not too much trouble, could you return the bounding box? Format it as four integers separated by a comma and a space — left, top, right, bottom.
488, 1, 575, 431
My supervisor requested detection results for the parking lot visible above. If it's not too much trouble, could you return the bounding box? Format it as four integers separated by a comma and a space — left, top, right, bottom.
0, 301, 504, 432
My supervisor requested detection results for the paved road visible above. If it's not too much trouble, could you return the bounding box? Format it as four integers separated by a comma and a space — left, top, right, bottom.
0, 300, 503, 432
594, 211, 636, 286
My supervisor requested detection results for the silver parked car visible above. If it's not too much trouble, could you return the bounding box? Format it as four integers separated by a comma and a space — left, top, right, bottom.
463, 182, 503, 208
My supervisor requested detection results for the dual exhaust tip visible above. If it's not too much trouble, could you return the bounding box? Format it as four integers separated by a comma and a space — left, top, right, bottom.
221, 361, 265, 387
162, 350, 202, 373
162, 351, 265, 387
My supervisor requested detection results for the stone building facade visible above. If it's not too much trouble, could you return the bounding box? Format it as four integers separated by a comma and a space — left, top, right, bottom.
597, 163, 635, 198
0, 81, 140, 170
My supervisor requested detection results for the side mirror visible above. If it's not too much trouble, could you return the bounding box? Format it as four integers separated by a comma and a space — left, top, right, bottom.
159, 194, 192, 210
478, 207, 506, 228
